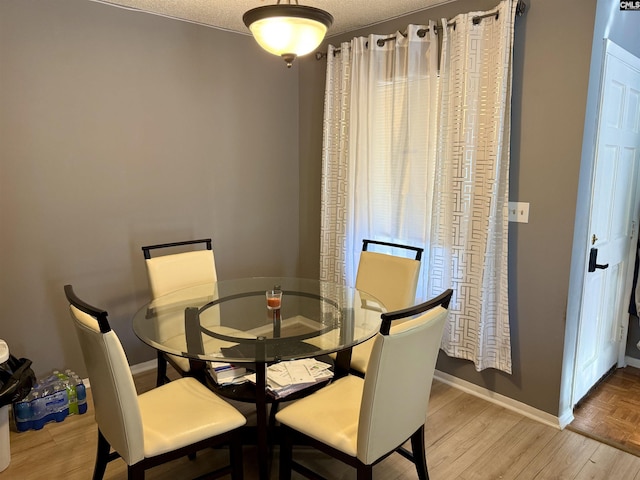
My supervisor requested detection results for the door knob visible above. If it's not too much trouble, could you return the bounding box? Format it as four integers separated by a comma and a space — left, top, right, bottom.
588, 247, 609, 273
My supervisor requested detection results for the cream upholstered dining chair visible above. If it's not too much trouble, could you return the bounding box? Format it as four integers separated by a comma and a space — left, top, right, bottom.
64, 285, 246, 480
276, 288, 452, 480
141, 238, 217, 386
350, 239, 423, 376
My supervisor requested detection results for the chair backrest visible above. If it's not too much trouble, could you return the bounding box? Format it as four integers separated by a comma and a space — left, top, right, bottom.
142, 239, 217, 299
357, 289, 452, 464
355, 239, 423, 311
64, 285, 144, 466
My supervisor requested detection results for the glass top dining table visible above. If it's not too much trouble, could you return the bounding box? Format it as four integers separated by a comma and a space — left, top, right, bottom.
132, 276, 385, 480
133, 277, 384, 366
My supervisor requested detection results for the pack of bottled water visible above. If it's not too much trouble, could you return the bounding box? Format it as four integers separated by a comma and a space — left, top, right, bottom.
13, 369, 87, 432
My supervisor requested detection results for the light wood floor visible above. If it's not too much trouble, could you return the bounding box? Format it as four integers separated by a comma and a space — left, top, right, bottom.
4, 368, 640, 480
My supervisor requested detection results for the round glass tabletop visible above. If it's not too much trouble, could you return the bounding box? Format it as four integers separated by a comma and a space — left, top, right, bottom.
133, 277, 384, 364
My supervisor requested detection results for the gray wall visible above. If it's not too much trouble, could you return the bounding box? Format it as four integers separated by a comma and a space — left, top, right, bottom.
0, 0, 301, 375
298, 0, 600, 416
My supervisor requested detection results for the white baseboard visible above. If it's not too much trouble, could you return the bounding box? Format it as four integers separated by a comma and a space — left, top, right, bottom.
84, 359, 157, 390
557, 409, 575, 430
130, 359, 157, 376
434, 370, 566, 430
625, 355, 640, 369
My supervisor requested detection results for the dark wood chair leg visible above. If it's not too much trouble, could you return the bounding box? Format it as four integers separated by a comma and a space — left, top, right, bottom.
93, 430, 111, 480
279, 426, 293, 480
230, 432, 244, 480
156, 350, 168, 387
269, 400, 280, 429
127, 464, 145, 480
410, 425, 429, 480
356, 463, 373, 480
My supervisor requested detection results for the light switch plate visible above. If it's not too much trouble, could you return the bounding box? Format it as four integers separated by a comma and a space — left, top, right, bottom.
508, 202, 529, 223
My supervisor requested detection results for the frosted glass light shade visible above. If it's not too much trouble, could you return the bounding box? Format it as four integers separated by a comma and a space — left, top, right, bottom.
243, 4, 333, 67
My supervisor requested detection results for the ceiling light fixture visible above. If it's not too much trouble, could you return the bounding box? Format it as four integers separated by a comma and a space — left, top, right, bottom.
243, 0, 333, 68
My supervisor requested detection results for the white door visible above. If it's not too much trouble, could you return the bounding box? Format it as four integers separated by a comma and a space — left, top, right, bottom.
573, 40, 640, 405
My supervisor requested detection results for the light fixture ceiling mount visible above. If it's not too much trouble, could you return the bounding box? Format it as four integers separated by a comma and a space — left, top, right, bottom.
243, 0, 333, 68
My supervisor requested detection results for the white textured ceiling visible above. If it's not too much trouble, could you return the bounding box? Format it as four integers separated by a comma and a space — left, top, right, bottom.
91, 0, 455, 38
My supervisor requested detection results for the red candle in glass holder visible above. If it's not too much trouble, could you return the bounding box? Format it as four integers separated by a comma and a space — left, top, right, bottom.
267, 297, 281, 309
266, 290, 282, 310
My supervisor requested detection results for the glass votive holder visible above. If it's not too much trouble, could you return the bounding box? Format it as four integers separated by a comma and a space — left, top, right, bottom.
266, 289, 282, 310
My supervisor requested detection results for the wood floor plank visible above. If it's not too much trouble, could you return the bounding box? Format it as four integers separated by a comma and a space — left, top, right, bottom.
424, 392, 491, 448
573, 442, 640, 479
426, 379, 465, 417
456, 416, 559, 480
429, 403, 523, 478
514, 429, 600, 480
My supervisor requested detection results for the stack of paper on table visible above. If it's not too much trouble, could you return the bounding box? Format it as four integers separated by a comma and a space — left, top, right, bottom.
209, 362, 247, 385
245, 358, 333, 399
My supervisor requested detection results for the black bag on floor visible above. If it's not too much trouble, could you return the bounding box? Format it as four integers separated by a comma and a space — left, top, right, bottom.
0, 355, 36, 407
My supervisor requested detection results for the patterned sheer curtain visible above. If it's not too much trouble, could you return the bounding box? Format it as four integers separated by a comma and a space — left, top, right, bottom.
320, 0, 518, 373
320, 23, 440, 287
430, 0, 517, 373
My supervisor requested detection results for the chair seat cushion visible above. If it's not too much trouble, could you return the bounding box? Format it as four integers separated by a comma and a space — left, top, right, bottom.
138, 377, 246, 458
275, 375, 364, 457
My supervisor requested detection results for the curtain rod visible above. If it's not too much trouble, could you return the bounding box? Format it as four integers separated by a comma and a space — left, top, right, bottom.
315, 0, 526, 60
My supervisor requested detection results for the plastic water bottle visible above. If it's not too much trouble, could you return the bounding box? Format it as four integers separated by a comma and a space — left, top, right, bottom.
13, 399, 33, 432
72, 375, 87, 415
63, 370, 78, 415
64, 378, 78, 415
53, 369, 77, 415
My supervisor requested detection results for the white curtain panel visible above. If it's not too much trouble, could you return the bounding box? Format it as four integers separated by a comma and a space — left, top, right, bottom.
319, 41, 352, 285
320, 23, 440, 286
320, 0, 517, 373
430, 0, 517, 373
